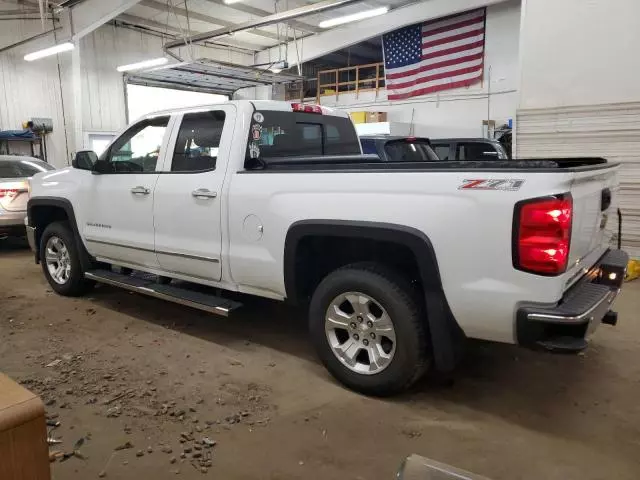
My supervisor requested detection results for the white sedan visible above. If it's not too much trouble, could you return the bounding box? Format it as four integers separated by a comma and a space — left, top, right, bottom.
0, 156, 54, 239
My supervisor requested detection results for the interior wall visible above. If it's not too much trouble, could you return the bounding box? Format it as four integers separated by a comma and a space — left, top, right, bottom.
516, 0, 640, 258
517, 0, 640, 110
0, 19, 71, 167
313, 0, 521, 138
0, 21, 252, 168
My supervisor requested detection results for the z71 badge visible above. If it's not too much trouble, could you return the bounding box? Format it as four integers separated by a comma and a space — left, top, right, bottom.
458, 179, 525, 191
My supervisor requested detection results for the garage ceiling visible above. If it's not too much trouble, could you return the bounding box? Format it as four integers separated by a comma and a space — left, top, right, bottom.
117, 0, 413, 52
125, 58, 301, 95
0, 0, 404, 62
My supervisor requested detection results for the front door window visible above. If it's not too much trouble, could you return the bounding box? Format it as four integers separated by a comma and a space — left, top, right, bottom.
100, 116, 169, 173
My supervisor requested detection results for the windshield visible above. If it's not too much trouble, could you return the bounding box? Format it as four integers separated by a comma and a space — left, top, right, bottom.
384, 139, 439, 162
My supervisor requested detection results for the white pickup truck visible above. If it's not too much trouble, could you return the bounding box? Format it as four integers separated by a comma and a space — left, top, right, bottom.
26, 101, 628, 395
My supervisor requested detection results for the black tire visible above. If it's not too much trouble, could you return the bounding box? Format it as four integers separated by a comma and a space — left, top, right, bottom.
309, 263, 430, 396
40, 221, 94, 296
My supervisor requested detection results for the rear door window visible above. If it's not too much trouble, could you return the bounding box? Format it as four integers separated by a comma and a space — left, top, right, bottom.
172, 110, 226, 172
247, 110, 361, 162
383, 139, 439, 162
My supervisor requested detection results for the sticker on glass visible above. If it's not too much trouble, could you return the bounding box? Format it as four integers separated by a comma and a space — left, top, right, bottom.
253, 112, 264, 123
249, 142, 260, 159
251, 123, 263, 141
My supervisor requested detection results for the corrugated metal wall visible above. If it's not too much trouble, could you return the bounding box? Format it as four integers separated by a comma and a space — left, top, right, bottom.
1, 21, 252, 168
516, 103, 640, 258
0, 20, 71, 167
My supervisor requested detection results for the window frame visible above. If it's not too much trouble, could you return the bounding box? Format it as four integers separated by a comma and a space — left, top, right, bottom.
96, 115, 172, 174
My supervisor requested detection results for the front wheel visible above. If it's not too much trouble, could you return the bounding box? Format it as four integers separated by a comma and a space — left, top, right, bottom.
40, 221, 94, 296
309, 263, 430, 396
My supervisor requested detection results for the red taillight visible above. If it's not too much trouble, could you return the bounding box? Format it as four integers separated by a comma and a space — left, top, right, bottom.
291, 103, 322, 114
0, 189, 19, 199
514, 194, 573, 275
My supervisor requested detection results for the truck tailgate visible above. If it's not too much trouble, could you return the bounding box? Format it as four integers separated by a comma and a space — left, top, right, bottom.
564, 166, 619, 288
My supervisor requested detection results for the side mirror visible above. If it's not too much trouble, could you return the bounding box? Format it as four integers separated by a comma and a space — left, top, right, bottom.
72, 150, 98, 170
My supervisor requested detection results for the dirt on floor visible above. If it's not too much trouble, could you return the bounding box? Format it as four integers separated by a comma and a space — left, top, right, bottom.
1, 240, 640, 480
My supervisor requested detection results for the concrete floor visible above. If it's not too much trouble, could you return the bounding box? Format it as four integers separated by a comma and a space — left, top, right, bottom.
1, 241, 640, 480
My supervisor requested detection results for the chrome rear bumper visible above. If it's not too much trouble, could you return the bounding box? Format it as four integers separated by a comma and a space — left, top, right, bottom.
517, 249, 628, 351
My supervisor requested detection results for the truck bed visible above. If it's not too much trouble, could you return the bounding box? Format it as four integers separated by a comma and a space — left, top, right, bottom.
249, 156, 612, 173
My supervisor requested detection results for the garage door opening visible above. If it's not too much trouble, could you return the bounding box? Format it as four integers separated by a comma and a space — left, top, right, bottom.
126, 84, 227, 122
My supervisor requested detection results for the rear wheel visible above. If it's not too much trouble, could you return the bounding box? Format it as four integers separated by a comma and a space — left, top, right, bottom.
40, 222, 94, 296
309, 263, 430, 396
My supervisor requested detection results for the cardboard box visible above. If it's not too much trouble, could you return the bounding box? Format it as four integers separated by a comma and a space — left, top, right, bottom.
0, 373, 50, 480
349, 112, 367, 124
366, 112, 387, 123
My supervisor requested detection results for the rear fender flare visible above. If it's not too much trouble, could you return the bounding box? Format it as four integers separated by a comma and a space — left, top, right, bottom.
283, 220, 464, 371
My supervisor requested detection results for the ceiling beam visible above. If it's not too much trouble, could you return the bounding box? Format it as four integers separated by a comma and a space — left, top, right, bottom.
330, 51, 378, 65
140, 0, 294, 43
66, 0, 142, 40
164, 0, 362, 49
200, 0, 320, 34
345, 43, 381, 60
117, 13, 260, 51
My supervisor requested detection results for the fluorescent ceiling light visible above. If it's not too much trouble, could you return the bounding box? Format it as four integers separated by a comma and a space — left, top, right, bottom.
319, 7, 389, 28
116, 57, 168, 72
24, 42, 74, 61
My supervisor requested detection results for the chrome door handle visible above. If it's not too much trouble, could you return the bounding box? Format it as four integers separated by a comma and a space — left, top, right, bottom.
131, 186, 150, 195
191, 188, 217, 199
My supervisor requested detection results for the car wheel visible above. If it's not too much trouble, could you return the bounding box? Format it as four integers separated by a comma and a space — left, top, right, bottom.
309, 263, 430, 396
40, 221, 94, 296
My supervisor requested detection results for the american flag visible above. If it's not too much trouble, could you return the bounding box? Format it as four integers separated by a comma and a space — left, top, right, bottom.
382, 8, 486, 101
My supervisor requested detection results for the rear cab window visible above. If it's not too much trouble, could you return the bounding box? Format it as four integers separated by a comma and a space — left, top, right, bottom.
431, 144, 450, 160
457, 142, 508, 161
383, 139, 439, 162
246, 110, 361, 164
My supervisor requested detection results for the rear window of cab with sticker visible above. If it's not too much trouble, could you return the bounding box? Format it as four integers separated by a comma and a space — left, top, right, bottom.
246, 110, 361, 160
